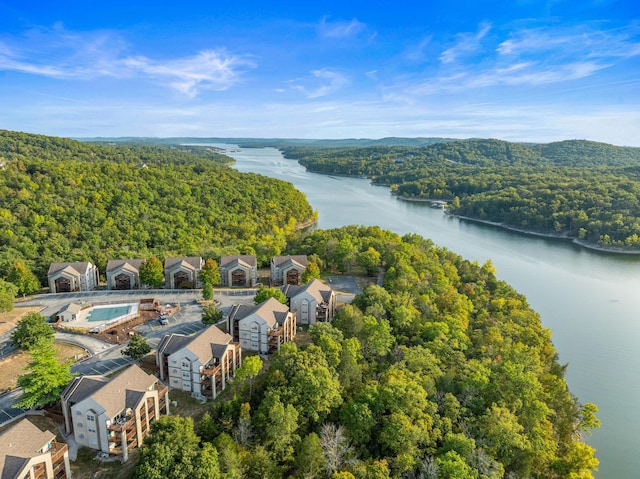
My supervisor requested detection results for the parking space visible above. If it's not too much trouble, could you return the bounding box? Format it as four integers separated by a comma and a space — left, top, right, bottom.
327, 276, 362, 295
0, 406, 26, 425
76, 357, 133, 376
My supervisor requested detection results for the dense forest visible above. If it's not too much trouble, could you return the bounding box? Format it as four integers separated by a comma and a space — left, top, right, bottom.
279, 139, 640, 251
134, 226, 599, 479
0, 130, 315, 283
0, 131, 599, 476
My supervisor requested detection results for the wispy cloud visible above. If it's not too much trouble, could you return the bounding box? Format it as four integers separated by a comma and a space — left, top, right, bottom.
318, 16, 367, 39
0, 26, 254, 96
120, 50, 254, 96
289, 68, 349, 98
497, 24, 640, 59
388, 21, 640, 98
440, 22, 491, 64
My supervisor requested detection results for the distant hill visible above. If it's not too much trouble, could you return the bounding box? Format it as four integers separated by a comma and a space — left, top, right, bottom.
273, 137, 640, 252
0, 129, 314, 281
78, 136, 460, 148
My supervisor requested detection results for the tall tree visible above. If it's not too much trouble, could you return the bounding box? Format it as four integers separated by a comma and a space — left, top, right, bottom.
16, 339, 75, 409
121, 334, 151, 361
0, 278, 17, 313
140, 257, 164, 288
202, 303, 223, 325
134, 416, 203, 479
295, 433, 325, 479
302, 261, 321, 283
254, 284, 288, 305
235, 355, 263, 396
7, 261, 40, 296
11, 312, 54, 350
202, 282, 214, 301
200, 258, 221, 286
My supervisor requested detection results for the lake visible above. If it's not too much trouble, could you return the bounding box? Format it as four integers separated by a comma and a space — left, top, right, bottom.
216, 144, 639, 478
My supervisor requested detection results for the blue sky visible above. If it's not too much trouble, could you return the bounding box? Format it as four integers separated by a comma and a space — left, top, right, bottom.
0, 0, 638, 145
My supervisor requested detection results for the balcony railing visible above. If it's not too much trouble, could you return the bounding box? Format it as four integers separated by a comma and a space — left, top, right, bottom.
201, 364, 222, 376
50, 441, 68, 463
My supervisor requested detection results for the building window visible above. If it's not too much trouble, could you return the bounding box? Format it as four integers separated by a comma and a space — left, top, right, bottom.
87, 414, 95, 421
181, 360, 190, 368
77, 422, 83, 428
88, 427, 96, 433
182, 371, 190, 379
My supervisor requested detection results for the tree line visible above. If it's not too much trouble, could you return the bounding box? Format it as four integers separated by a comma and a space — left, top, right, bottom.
0, 130, 315, 289
281, 139, 640, 250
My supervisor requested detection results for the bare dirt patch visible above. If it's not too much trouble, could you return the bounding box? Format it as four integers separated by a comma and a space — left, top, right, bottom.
0, 342, 87, 392
0, 306, 43, 336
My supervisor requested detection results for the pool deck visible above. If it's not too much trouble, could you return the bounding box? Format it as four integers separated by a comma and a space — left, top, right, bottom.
70, 302, 140, 331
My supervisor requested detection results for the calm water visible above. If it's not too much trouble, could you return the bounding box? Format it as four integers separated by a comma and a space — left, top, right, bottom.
216, 144, 639, 478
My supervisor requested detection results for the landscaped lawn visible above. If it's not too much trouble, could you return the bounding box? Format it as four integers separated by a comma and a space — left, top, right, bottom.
0, 306, 43, 336
0, 342, 87, 391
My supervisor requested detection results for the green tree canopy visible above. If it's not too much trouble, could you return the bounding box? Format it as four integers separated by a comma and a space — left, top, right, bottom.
11, 312, 54, 350
140, 257, 164, 288
202, 303, 223, 325
301, 261, 321, 283
202, 282, 214, 301
200, 258, 221, 286
16, 339, 75, 409
235, 355, 263, 396
7, 261, 40, 296
0, 278, 17, 313
121, 334, 151, 361
254, 284, 288, 305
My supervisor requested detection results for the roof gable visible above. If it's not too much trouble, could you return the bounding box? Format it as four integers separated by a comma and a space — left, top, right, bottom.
272, 255, 308, 268
164, 257, 203, 271
48, 261, 93, 276
0, 419, 56, 477
79, 364, 157, 419
220, 255, 257, 268
106, 259, 145, 274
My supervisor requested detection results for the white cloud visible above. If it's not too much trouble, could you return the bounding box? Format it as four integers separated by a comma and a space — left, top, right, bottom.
496, 24, 640, 59
0, 26, 254, 96
318, 16, 367, 39
440, 22, 491, 64
120, 50, 254, 96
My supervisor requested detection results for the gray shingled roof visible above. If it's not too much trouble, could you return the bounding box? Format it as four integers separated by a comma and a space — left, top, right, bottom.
164, 257, 202, 270
77, 365, 157, 420
272, 255, 308, 268
220, 255, 257, 268
0, 419, 56, 479
157, 334, 193, 357
48, 261, 93, 275
183, 325, 232, 363
62, 376, 109, 405
230, 297, 290, 328
106, 259, 145, 274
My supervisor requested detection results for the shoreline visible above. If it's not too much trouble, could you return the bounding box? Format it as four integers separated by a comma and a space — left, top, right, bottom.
283, 154, 640, 256
294, 217, 318, 231
443, 211, 640, 255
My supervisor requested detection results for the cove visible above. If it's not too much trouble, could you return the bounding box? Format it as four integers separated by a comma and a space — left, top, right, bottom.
214, 144, 639, 479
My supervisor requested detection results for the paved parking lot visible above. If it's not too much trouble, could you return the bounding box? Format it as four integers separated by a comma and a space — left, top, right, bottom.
74, 357, 133, 376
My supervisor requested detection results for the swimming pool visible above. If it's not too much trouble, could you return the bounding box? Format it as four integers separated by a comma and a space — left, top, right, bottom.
86, 305, 132, 322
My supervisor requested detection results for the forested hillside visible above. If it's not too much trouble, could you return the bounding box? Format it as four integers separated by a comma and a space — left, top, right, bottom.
281, 139, 640, 251
0, 130, 315, 282
134, 226, 599, 479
